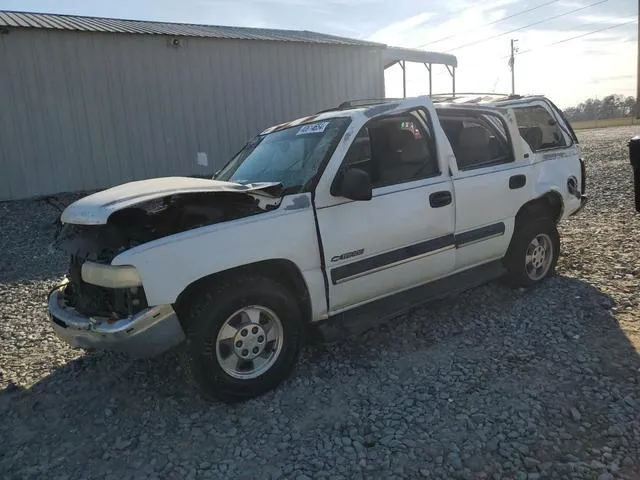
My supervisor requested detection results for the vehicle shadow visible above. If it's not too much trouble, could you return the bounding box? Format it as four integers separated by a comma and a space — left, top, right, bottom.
1, 275, 639, 479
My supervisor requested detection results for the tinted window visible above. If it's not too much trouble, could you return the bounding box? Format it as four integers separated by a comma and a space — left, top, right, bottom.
342, 112, 439, 188
514, 105, 567, 151
439, 114, 512, 171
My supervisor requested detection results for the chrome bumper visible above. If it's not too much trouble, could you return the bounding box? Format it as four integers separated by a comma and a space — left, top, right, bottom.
48, 285, 185, 358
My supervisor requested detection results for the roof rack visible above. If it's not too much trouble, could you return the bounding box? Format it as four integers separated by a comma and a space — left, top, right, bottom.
316, 92, 531, 115
337, 98, 404, 109
430, 92, 523, 103
316, 97, 403, 114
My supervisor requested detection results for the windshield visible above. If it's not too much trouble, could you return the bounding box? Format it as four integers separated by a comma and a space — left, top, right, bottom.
215, 117, 350, 192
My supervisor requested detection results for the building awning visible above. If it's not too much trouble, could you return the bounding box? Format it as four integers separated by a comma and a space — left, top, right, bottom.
383, 46, 457, 69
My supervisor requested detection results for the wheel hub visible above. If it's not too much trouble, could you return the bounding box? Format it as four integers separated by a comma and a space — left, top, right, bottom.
525, 233, 553, 281
233, 324, 266, 360
215, 305, 284, 380
531, 245, 546, 268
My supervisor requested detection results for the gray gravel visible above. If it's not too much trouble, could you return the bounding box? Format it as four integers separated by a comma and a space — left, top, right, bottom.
1, 127, 639, 480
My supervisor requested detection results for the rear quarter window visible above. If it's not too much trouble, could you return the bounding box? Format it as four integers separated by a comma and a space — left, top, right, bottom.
514, 106, 567, 151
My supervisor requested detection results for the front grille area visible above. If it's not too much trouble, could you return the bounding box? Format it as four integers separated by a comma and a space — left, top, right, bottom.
64, 256, 148, 318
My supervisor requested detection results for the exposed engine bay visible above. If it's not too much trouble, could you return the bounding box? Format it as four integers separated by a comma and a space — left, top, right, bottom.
55, 191, 275, 319
56, 192, 270, 260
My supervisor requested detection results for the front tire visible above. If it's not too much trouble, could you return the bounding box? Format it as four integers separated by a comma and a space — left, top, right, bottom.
503, 217, 560, 288
180, 275, 304, 403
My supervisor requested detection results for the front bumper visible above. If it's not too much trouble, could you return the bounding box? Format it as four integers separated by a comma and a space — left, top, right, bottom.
48, 285, 185, 358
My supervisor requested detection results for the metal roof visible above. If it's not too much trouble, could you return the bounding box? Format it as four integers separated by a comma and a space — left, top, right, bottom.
0, 10, 383, 47
382, 46, 457, 68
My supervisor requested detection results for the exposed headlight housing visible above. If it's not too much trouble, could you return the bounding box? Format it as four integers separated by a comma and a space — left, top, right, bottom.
81, 262, 142, 289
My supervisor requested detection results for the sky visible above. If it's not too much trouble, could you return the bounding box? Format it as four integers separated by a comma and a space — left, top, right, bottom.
0, 0, 636, 108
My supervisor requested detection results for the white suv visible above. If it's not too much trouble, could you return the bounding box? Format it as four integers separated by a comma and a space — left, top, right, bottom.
48, 95, 587, 402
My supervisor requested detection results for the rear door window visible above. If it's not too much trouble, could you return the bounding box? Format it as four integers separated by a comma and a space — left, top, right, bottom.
438, 111, 514, 171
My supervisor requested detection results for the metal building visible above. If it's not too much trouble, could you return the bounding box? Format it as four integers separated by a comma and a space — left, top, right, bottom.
0, 11, 456, 200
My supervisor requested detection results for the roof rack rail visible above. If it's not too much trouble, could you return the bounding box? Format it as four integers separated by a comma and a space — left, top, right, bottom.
431, 92, 514, 97
315, 98, 403, 114
430, 92, 523, 103
337, 98, 403, 109
315, 106, 340, 114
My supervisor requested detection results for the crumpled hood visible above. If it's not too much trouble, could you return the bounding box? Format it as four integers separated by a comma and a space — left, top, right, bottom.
61, 176, 281, 225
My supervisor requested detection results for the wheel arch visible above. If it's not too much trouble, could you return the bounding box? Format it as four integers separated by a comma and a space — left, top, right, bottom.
515, 190, 564, 226
173, 259, 312, 330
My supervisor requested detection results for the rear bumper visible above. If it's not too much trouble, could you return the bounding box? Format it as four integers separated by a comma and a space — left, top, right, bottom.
568, 156, 588, 216
569, 194, 588, 216
48, 284, 185, 358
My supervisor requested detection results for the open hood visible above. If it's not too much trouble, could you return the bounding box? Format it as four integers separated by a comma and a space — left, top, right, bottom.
61, 177, 282, 225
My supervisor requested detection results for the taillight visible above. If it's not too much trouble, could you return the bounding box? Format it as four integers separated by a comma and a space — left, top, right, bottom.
579, 157, 586, 194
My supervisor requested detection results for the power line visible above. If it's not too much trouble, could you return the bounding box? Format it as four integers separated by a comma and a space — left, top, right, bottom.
446, 0, 608, 52
416, 0, 561, 48
510, 19, 636, 57
551, 19, 635, 45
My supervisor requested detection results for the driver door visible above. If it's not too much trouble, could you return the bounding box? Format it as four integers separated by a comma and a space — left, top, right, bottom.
315, 109, 456, 313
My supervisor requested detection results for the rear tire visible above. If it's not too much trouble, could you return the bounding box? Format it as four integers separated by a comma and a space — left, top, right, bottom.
503, 217, 560, 288
180, 275, 304, 403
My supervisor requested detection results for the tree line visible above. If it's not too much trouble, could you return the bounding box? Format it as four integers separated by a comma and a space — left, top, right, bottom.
562, 94, 637, 122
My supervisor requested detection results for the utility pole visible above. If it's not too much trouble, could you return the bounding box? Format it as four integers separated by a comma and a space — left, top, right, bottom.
509, 39, 518, 96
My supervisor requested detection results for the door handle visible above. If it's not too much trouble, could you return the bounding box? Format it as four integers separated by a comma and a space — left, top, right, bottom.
509, 174, 526, 189
429, 190, 452, 208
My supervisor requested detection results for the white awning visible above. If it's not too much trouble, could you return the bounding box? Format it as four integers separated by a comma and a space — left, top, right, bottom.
383, 46, 457, 69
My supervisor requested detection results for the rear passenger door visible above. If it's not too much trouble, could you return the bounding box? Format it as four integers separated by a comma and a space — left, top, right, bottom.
437, 108, 533, 271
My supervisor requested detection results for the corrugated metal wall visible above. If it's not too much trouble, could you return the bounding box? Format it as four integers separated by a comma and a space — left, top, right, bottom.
0, 29, 384, 200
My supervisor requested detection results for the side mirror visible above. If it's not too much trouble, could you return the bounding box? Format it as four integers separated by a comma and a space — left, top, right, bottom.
337, 168, 372, 201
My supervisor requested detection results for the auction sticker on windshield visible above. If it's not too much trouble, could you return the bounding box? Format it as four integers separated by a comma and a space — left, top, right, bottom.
297, 122, 329, 135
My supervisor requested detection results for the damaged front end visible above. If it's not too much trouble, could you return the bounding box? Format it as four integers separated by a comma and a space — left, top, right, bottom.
56, 191, 271, 319
48, 179, 282, 357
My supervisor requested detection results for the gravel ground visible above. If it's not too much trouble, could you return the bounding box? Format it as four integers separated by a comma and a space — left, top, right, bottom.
1, 126, 639, 480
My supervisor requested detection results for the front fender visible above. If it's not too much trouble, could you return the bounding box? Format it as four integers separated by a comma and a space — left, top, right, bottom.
111, 194, 324, 312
